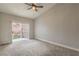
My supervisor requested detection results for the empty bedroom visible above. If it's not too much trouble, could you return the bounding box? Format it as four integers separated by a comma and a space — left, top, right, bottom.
0, 3, 79, 56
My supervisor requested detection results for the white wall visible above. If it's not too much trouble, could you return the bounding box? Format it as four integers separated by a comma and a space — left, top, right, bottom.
0, 13, 34, 45
35, 4, 79, 50
0, 13, 12, 45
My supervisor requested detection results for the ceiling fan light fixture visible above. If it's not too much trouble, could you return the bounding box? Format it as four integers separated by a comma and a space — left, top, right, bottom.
25, 3, 44, 12
32, 6, 36, 11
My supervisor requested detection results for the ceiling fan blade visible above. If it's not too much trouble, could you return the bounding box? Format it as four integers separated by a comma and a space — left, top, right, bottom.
36, 6, 44, 8
25, 3, 32, 6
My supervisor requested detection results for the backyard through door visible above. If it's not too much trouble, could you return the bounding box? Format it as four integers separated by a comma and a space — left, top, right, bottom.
12, 22, 29, 40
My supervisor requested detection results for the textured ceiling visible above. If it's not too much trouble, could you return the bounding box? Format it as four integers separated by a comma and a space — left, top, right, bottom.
0, 3, 56, 19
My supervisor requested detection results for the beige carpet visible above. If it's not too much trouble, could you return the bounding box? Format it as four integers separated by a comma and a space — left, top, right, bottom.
0, 39, 79, 56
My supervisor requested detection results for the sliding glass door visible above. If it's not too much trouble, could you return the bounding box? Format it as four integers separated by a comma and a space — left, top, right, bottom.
12, 22, 29, 40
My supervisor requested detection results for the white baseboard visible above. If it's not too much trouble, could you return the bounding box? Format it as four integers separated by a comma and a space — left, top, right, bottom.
36, 37, 79, 52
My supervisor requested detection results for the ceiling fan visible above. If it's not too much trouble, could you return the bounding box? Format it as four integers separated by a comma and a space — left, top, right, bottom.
25, 3, 44, 12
